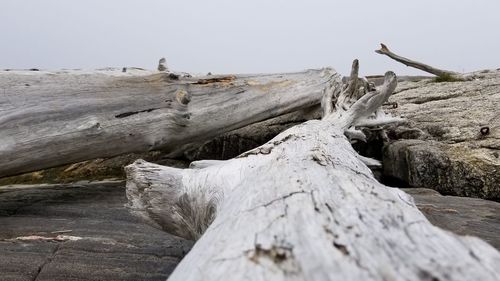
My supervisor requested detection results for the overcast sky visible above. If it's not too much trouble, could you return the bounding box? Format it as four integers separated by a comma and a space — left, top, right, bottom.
1, 0, 499, 76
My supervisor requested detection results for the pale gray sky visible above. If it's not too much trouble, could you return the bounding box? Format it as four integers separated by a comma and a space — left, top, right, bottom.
1, 0, 499, 76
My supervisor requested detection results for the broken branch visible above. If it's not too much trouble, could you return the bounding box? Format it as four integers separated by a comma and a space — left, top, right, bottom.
375, 43, 469, 80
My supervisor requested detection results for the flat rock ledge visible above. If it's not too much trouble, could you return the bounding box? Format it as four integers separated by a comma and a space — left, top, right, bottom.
1, 182, 499, 280
0, 182, 192, 281
404, 188, 500, 249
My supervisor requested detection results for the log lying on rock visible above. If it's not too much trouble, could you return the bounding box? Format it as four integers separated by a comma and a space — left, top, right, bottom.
126, 62, 500, 281
0, 67, 338, 177
376, 43, 472, 81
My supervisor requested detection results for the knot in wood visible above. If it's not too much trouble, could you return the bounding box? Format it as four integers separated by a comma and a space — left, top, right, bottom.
480, 126, 490, 136
249, 244, 293, 264
176, 90, 191, 105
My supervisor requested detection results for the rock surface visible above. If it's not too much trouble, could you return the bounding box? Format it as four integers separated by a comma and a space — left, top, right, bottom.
1, 182, 499, 280
1, 182, 499, 281
0, 152, 188, 185
404, 188, 500, 249
0, 182, 192, 281
384, 70, 500, 200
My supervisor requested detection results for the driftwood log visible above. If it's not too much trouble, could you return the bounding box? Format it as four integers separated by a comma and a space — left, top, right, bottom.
375, 43, 472, 81
0, 68, 338, 177
126, 62, 500, 281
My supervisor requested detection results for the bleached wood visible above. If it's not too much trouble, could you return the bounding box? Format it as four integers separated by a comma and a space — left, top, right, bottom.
375, 43, 470, 80
320, 79, 340, 117
189, 160, 225, 169
126, 66, 500, 281
0, 68, 339, 177
157, 58, 168, 72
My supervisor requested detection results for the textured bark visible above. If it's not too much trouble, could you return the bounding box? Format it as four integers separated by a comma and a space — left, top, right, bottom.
0, 68, 338, 177
126, 64, 500, 281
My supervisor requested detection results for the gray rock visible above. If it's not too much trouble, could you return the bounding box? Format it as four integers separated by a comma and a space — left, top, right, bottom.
383, 71, 500, 200
1, 182, 499, 280
0, 182, 193, 281
404, 188, 500, 249
384, 140, 500, 199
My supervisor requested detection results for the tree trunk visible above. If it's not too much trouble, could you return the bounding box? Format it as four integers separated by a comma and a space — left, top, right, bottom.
125, 63, 500, 281
0, 68, 338, 177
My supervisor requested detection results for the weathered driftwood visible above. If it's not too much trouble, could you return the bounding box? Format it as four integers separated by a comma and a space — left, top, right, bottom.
126, 62, 500, 281
375, 43, 471, 81
0, 68, 338, 177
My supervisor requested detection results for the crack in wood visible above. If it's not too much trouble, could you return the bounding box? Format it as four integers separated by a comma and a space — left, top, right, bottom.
332, 241, 349, 256
115, 107, 162, 118
248, 191, 308, 212
194, 76, 236, 85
